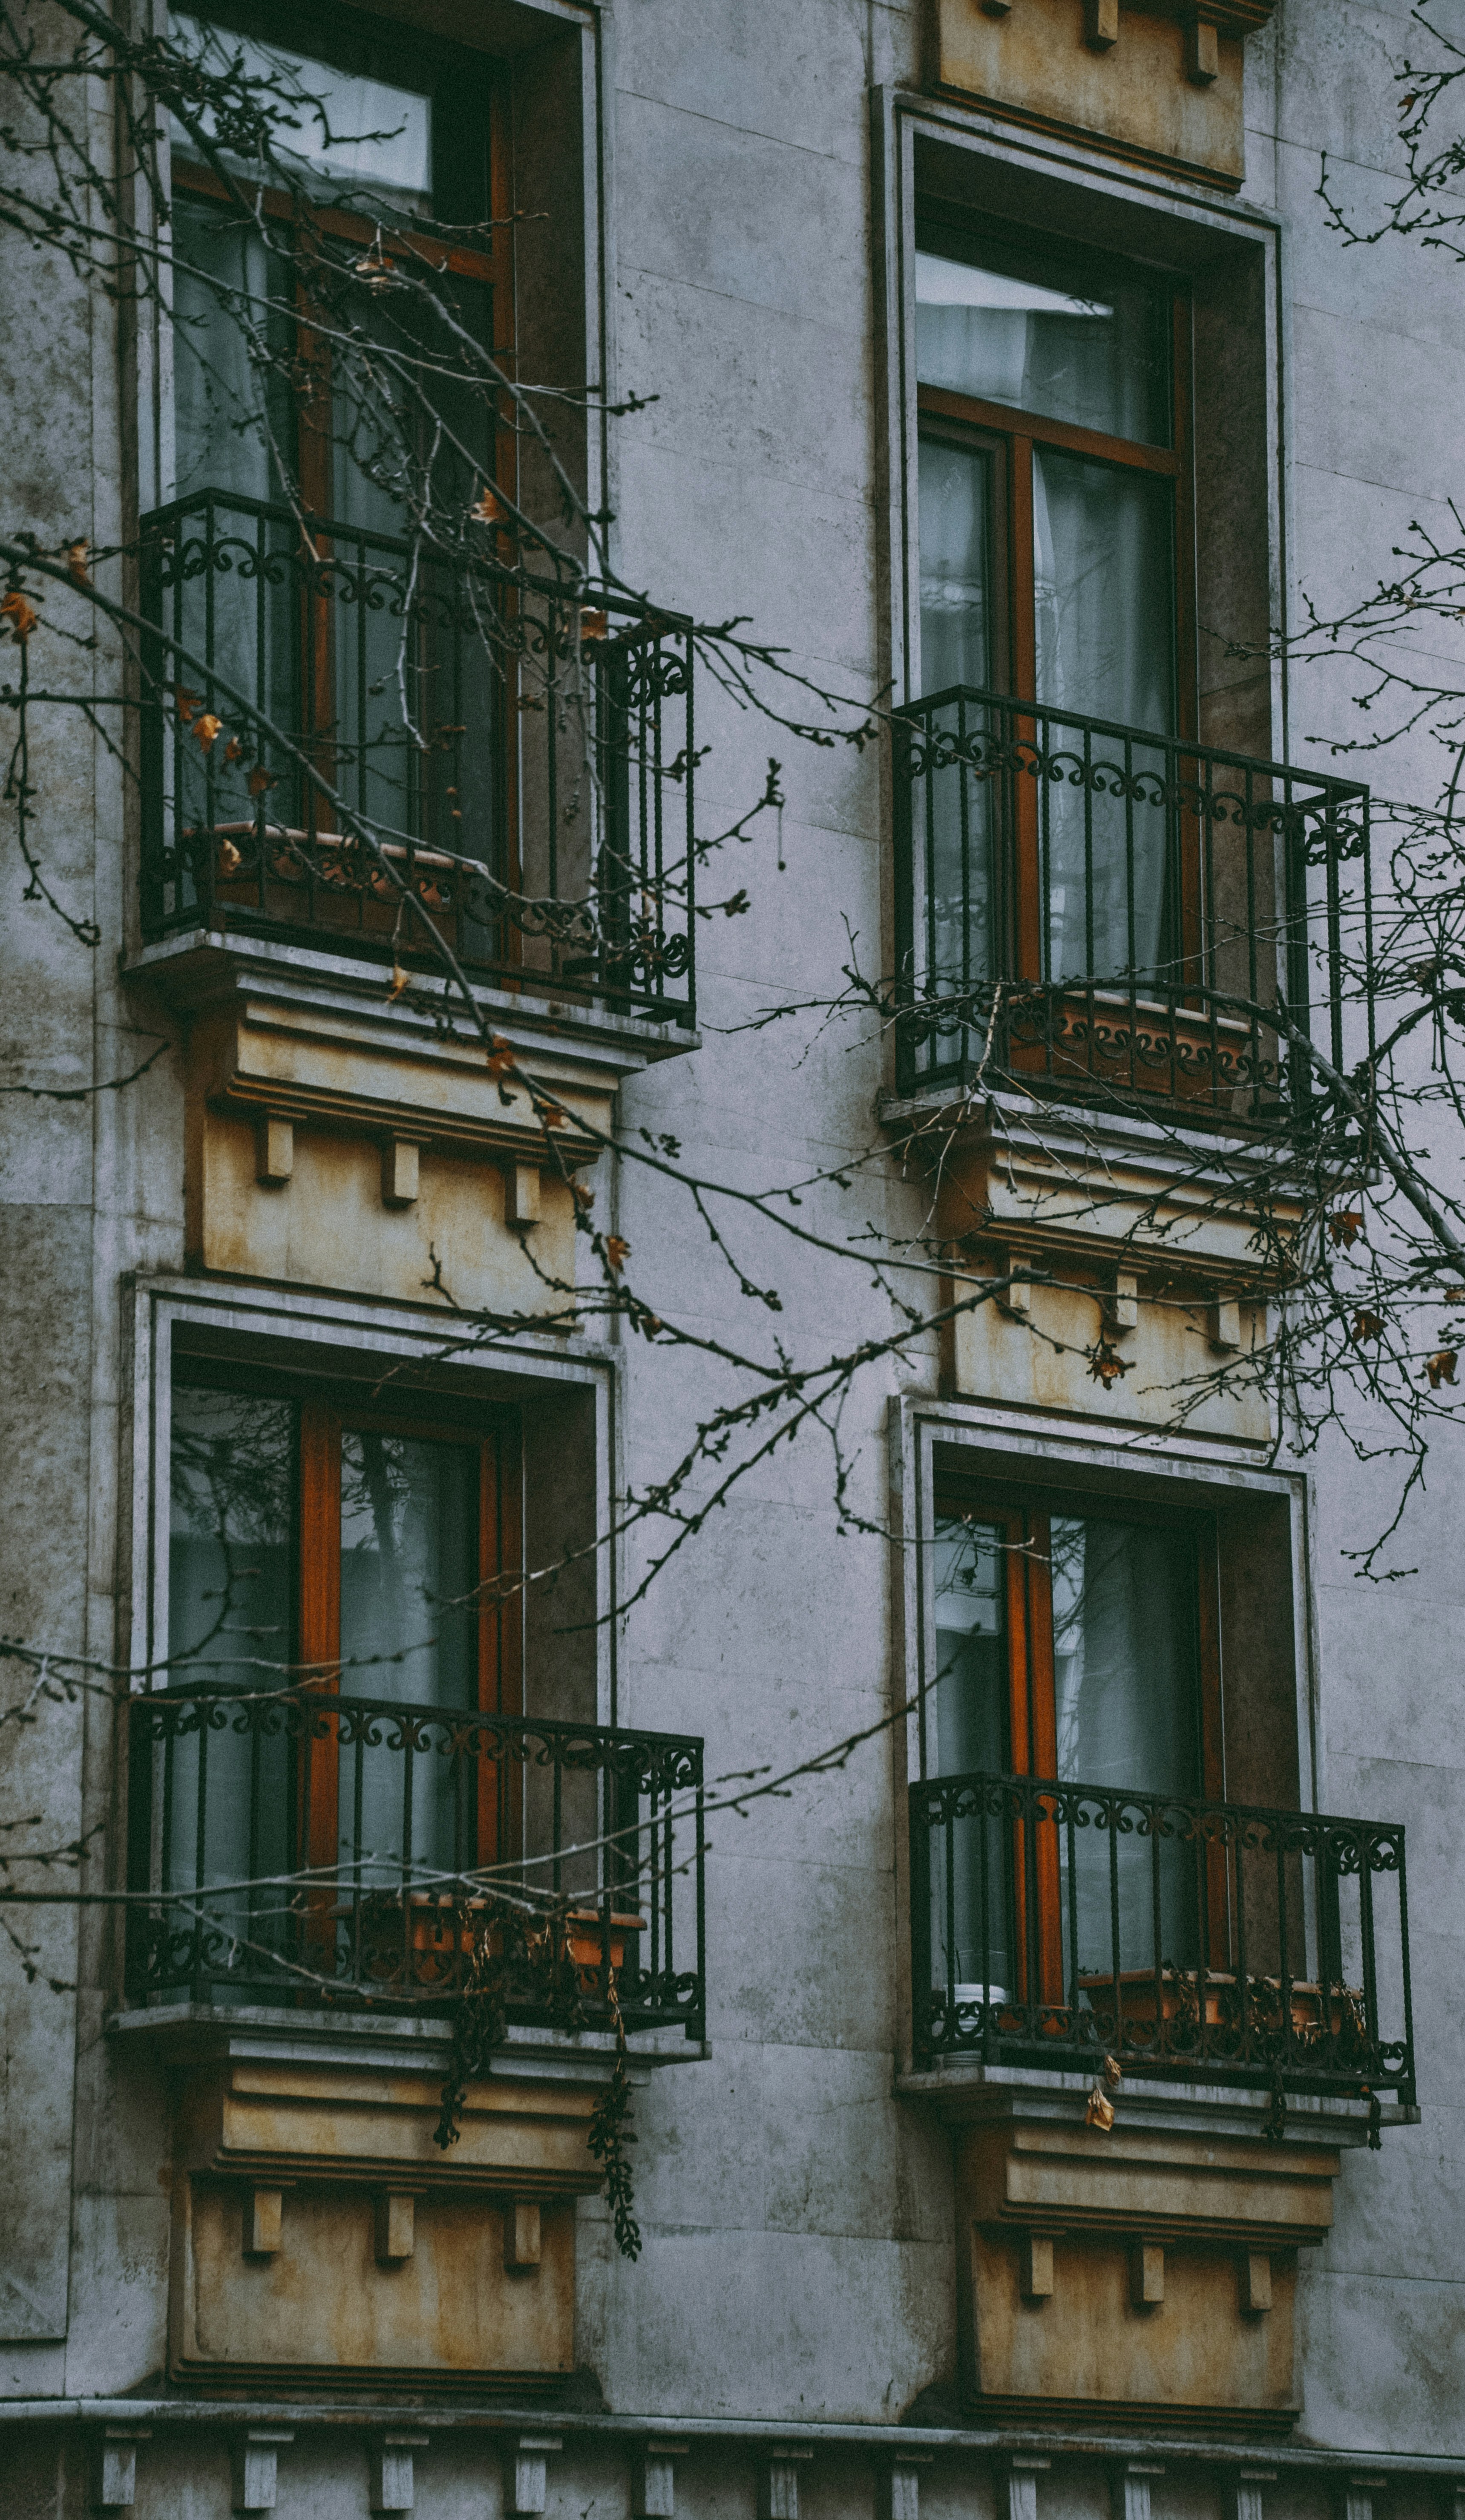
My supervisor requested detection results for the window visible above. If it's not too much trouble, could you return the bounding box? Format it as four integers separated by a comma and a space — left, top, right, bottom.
167, 1367, 522, 1916
928, 1483, 1222, 2005
912, 218, 1197, 996
161, 6, 508, 911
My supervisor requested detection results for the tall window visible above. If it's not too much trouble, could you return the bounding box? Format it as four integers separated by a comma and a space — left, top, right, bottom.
167, 1370, 522, 1920
913, 222, 1194, 993
161, 8, 507, 889
928, 1487, 1221, 2004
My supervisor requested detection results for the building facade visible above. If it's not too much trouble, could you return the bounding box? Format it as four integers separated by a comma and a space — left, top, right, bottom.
2, 0, 1462, 2515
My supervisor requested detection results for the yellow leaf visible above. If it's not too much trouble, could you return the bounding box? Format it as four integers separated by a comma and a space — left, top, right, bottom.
470, 487, 504, 525
247, 765, 277, 797
1351, 1309, 1385, 1343
1426, 1348, 1458, 1390
1328, 1208, 1364, 1248
193, 712, 222, 752
174, 685, 200, 722
387, 963, 409, 1001
605, 1234, 630, 1274
0, 590, 37, 642
65, 538, 89, 586
223, 735, 246, 765
579, 608, 608, 642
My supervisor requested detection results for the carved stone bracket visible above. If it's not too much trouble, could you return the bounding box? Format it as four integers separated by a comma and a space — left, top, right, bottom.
931, 0, 1281, 189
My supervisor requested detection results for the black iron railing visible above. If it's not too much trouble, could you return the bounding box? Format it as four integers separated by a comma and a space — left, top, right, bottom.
125, 1685, 705, 2038
893, 685, 1373, 1115
139, 489, 696, 1023
910, 1770, 1413, 2106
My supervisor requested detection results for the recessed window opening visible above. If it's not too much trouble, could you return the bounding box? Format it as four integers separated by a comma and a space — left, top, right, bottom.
912, 215, 1193, 1000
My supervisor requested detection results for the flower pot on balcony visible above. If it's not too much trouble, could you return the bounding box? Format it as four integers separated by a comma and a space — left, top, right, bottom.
1076, 1966, 1367, 2056
354, 1889, 645, 1994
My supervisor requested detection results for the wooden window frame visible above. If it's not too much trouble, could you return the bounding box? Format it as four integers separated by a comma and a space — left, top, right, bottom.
170, 59, 517, 864
915, 255, 1200, 991
297, 1401, 524, 1886
933, 1480, 1225, 2001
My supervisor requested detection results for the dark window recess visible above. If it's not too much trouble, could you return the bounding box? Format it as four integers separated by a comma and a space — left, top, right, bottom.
898, 215, 1371, 1116
911, 1485, 1413, 2108
142, 11, 697, 1021
125, 1373, 706, 2034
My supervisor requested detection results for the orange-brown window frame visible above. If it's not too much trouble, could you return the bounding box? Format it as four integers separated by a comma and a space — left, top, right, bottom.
915, 284, 1200, 990
933, 1482, 1224, 2003
171, 78, 517, 856
297, 1401, 524, 1889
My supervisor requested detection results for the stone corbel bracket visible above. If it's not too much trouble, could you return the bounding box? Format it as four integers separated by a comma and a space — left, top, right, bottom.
931, 0, 1280, 190
898, 1093, 1284, 1437
174, 960, 627, 1312
164, 2047, 611, 2390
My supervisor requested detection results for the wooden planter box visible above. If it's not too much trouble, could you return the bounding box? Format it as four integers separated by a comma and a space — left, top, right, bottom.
1076, 1966, 1365, 2048
353, 1891, 645, 1990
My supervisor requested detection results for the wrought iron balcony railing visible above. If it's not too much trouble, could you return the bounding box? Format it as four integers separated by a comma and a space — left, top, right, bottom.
139, 490, 697, 1024
910, 1769, 1414, 2109
124, 1685, 705, 2040
893, 685, 1373, 1117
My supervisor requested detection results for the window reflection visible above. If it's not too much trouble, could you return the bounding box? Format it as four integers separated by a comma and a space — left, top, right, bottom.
915, 245, 1171, 447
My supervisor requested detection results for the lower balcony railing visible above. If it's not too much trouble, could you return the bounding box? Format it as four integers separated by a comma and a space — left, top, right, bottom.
139, 489, 697, 1023
910, 1770, 1414, 2107
124, 1686, 705, 2039
893, 685, 1373, 1118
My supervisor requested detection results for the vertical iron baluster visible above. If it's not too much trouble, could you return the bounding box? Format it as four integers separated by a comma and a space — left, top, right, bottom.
956, 694, 973, 1075
1236, 1816, 1252, 2068
1025, 1778, 1041, 2036
1064, 1792, 1079, 2036
1276, 1823, 1293, 2082
1396, 1828, 1414, 2108
909, 1784, 933, 2062
1151, 1807, 1165, 2066
400, 1717, 415, 1991
944, 1793, 958, 2027
1107, 1796, 1122, 2060
248, 1695, 263, 1972
351, 1714, 366, 1989
1359, 1828, 1380, 2072
682, 628, 697, 1025
193, 1697, 210, 2004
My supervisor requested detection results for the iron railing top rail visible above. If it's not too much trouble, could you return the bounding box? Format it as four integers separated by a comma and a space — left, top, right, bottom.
909, 1766, 1414, 2109
139, 486, 694, 636
912, 1766, 1403, 1843
132, 1681, 705, 1768
896, 680, 1371, 808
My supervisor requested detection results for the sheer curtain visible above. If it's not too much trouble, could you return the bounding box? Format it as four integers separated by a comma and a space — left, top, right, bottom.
915, 244, 1178, 989
339, 1432, 478, 1885
931, 1519, 1012, 1997
1049, 1516, 1200, 1977
1033, 453, 1175, 984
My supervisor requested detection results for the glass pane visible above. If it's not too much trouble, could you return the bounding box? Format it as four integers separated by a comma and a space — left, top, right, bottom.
918, 437, 991, 699
1033, 446, 1176, 984
339, 1431, 477, 1707
914, 439, 999, 1016
339, 1430, 478, 1892
1049, 1515, 1201, 1980
169, 12, 433, 217
164, 1385, 295, 1989
328, 276, 500, 872
915, 245, 1170, 447
931, 1519, 1012, 2000
172, 192, 296, 505
169, 1385, 295, 1684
